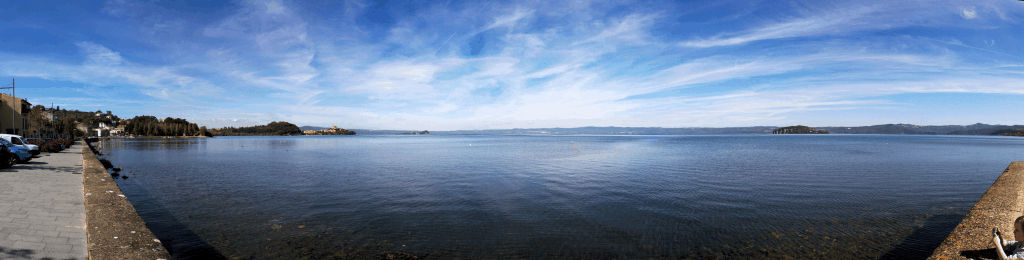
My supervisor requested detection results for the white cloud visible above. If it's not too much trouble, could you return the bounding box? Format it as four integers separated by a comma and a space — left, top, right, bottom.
9, 0, 1024, 129
577, 14, 657, 45
678, 1, 1013, 48
484, 8, 534, 31
102, 0, 144, 17
680, 6, 874, 48
961, 7, 978, 19
341, 61, 446, 100
76, 42, 124, 66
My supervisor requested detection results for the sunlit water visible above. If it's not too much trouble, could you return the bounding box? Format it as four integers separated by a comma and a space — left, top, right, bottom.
97, 135, 1024, 259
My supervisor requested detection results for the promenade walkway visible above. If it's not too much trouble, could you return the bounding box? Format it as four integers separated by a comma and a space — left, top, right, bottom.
0, 143, 88, 260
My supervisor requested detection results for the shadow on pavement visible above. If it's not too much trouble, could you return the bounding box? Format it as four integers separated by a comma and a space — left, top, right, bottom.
0, 246, 78, 260
959, 247, 999, 259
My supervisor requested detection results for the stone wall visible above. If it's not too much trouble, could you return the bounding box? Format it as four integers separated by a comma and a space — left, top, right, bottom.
82, 138, 172, 259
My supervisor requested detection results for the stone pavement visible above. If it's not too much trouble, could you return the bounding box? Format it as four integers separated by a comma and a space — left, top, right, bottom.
0, 143, 88, 260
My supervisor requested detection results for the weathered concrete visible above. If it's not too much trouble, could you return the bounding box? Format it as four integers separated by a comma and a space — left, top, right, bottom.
82, 139, 171, 259
929, 161, 1024, 260
0, 141, 88, 260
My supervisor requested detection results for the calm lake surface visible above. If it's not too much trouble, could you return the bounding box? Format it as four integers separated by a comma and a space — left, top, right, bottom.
98, 135, 1024, 259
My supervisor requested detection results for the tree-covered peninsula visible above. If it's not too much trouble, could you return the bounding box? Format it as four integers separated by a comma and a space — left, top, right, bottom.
772, 125, 830, 134
209, 121, 304, 136
126, 116, 213, 137
302, 126, 355, 135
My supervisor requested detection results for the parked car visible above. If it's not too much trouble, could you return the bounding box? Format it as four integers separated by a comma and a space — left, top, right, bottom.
0, 134, 39, 156
0, 138, 31, 163
0, 140, 13, 168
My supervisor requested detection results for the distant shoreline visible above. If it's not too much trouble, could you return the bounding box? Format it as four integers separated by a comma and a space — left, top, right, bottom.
330, 123, 1024, 136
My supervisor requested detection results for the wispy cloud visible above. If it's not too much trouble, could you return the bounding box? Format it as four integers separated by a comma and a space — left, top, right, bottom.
679, 6, 876, 48
77, 42, 125, 66
679, 1, 1023, 48
2, 0, 1024, 129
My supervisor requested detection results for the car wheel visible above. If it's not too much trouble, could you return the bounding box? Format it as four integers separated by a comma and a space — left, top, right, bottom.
8, 156, 18, 166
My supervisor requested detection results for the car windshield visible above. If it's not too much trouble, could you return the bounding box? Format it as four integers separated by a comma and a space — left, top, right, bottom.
0, 139, 13, 147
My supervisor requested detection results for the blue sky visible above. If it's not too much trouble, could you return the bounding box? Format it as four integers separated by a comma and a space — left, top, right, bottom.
1, 0, 1022, 130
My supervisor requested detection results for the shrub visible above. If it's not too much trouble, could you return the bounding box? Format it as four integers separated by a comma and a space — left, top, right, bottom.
27, 140, 64, 153
41, 141, 62, 153
28, 139, 71, 153
55, 138, 74, 148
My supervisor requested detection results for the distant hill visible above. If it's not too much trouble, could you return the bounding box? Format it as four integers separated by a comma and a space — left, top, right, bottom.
993, 129, 1024, 136
326, 124, 1024, 136
299, 126, 328, 131
946, 125, 1024, 135
819, 124, 938, 135
432, 126, 778, 135
819, 123, 1024, 135
347, 129, 428, 135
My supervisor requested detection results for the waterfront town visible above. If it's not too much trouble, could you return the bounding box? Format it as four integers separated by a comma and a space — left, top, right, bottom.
0, 92, 126, 139
0, 90, 169, 258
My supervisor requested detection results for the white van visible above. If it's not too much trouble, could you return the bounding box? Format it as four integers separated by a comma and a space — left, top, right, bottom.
0, 134, 40, 156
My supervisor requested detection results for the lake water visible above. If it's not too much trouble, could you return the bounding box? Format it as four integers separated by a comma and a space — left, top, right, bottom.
97, 135, 1024, 259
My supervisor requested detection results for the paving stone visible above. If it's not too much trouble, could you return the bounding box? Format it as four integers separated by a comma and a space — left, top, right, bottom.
4, 227, 36, 235
28, 224, 57, 231
55, 226, 85, 233
0, 144, 87, 259
42, 236, 69, 244
44, 243, 74, 253
34, 229, 60, 237
0, 238, 14, 247
11, 240, 46, 251
6, 233, 45, 243
37, 252, 85, 260
0, 222, 30, 229
72, 244, 88, 254
58, 231, 86, 238
67, 237, 85, 245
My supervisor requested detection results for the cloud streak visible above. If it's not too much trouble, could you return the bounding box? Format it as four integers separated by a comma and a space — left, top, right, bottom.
1, 0, 1023, 129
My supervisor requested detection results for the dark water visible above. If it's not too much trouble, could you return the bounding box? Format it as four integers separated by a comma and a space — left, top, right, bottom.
98, 135, 1024, 259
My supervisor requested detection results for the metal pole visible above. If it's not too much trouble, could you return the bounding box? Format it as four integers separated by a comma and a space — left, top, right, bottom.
12, 78, 17, 136
11, 78, 14, 135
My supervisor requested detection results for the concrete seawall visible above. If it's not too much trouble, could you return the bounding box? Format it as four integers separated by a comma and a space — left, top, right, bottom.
82, 139, 171, 259
929, 161, 1024, 260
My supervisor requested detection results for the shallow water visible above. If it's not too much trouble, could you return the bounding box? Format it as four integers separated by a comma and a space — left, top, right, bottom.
98, 135, 1024, 259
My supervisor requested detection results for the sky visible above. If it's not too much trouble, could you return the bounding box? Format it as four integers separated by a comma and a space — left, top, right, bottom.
0, 0, 1022, 130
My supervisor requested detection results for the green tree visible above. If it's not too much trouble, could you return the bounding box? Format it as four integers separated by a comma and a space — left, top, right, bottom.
26, 105, 49, 138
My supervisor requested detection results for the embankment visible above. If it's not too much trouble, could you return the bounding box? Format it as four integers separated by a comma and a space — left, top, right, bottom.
82, 138, 171, 259
929, 161, 1024, 260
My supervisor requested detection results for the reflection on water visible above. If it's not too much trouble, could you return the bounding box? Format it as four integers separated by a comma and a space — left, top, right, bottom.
101, 135, 1024, 259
